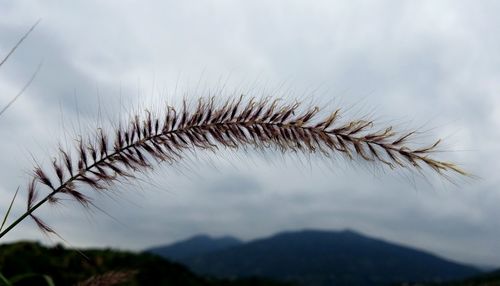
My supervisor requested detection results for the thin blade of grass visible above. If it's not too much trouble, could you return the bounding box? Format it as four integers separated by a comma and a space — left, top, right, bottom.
9, 273, 54, 286
0, 61, 42, 118
0, 19, 40, 68
0, 19, 41, 118
0, 273, 11, 286
0, 187, 19, 232
42, 275, 55, 286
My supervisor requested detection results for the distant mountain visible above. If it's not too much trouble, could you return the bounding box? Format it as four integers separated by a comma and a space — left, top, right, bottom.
147, 234, 242, 262
172, 230, 480, 286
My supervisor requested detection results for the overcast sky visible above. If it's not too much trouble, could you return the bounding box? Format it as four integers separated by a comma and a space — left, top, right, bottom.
1, 1, 500, 268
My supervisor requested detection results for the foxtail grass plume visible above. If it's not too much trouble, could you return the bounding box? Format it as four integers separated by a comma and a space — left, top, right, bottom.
0, 96, 468, 238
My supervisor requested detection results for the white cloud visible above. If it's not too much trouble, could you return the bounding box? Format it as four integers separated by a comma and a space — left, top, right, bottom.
1, 0, 500, 267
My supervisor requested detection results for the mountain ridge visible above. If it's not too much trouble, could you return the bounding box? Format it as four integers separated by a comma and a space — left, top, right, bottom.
147, 234, 242, 262
147, 229, 481, 286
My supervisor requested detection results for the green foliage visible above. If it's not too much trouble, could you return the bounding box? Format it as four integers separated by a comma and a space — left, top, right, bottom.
434, 269, 500, 286
0, 241, 290, 286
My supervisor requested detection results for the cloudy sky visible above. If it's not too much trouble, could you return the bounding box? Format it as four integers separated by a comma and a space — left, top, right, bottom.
1, 1, 500, 267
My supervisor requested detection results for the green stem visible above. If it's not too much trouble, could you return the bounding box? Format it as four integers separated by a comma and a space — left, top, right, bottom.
0, 124, 168, 239
0, 122, 203, 239
0, 190, 57, 239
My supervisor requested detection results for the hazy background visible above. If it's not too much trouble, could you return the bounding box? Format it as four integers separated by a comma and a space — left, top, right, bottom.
1, 1, 499, 268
